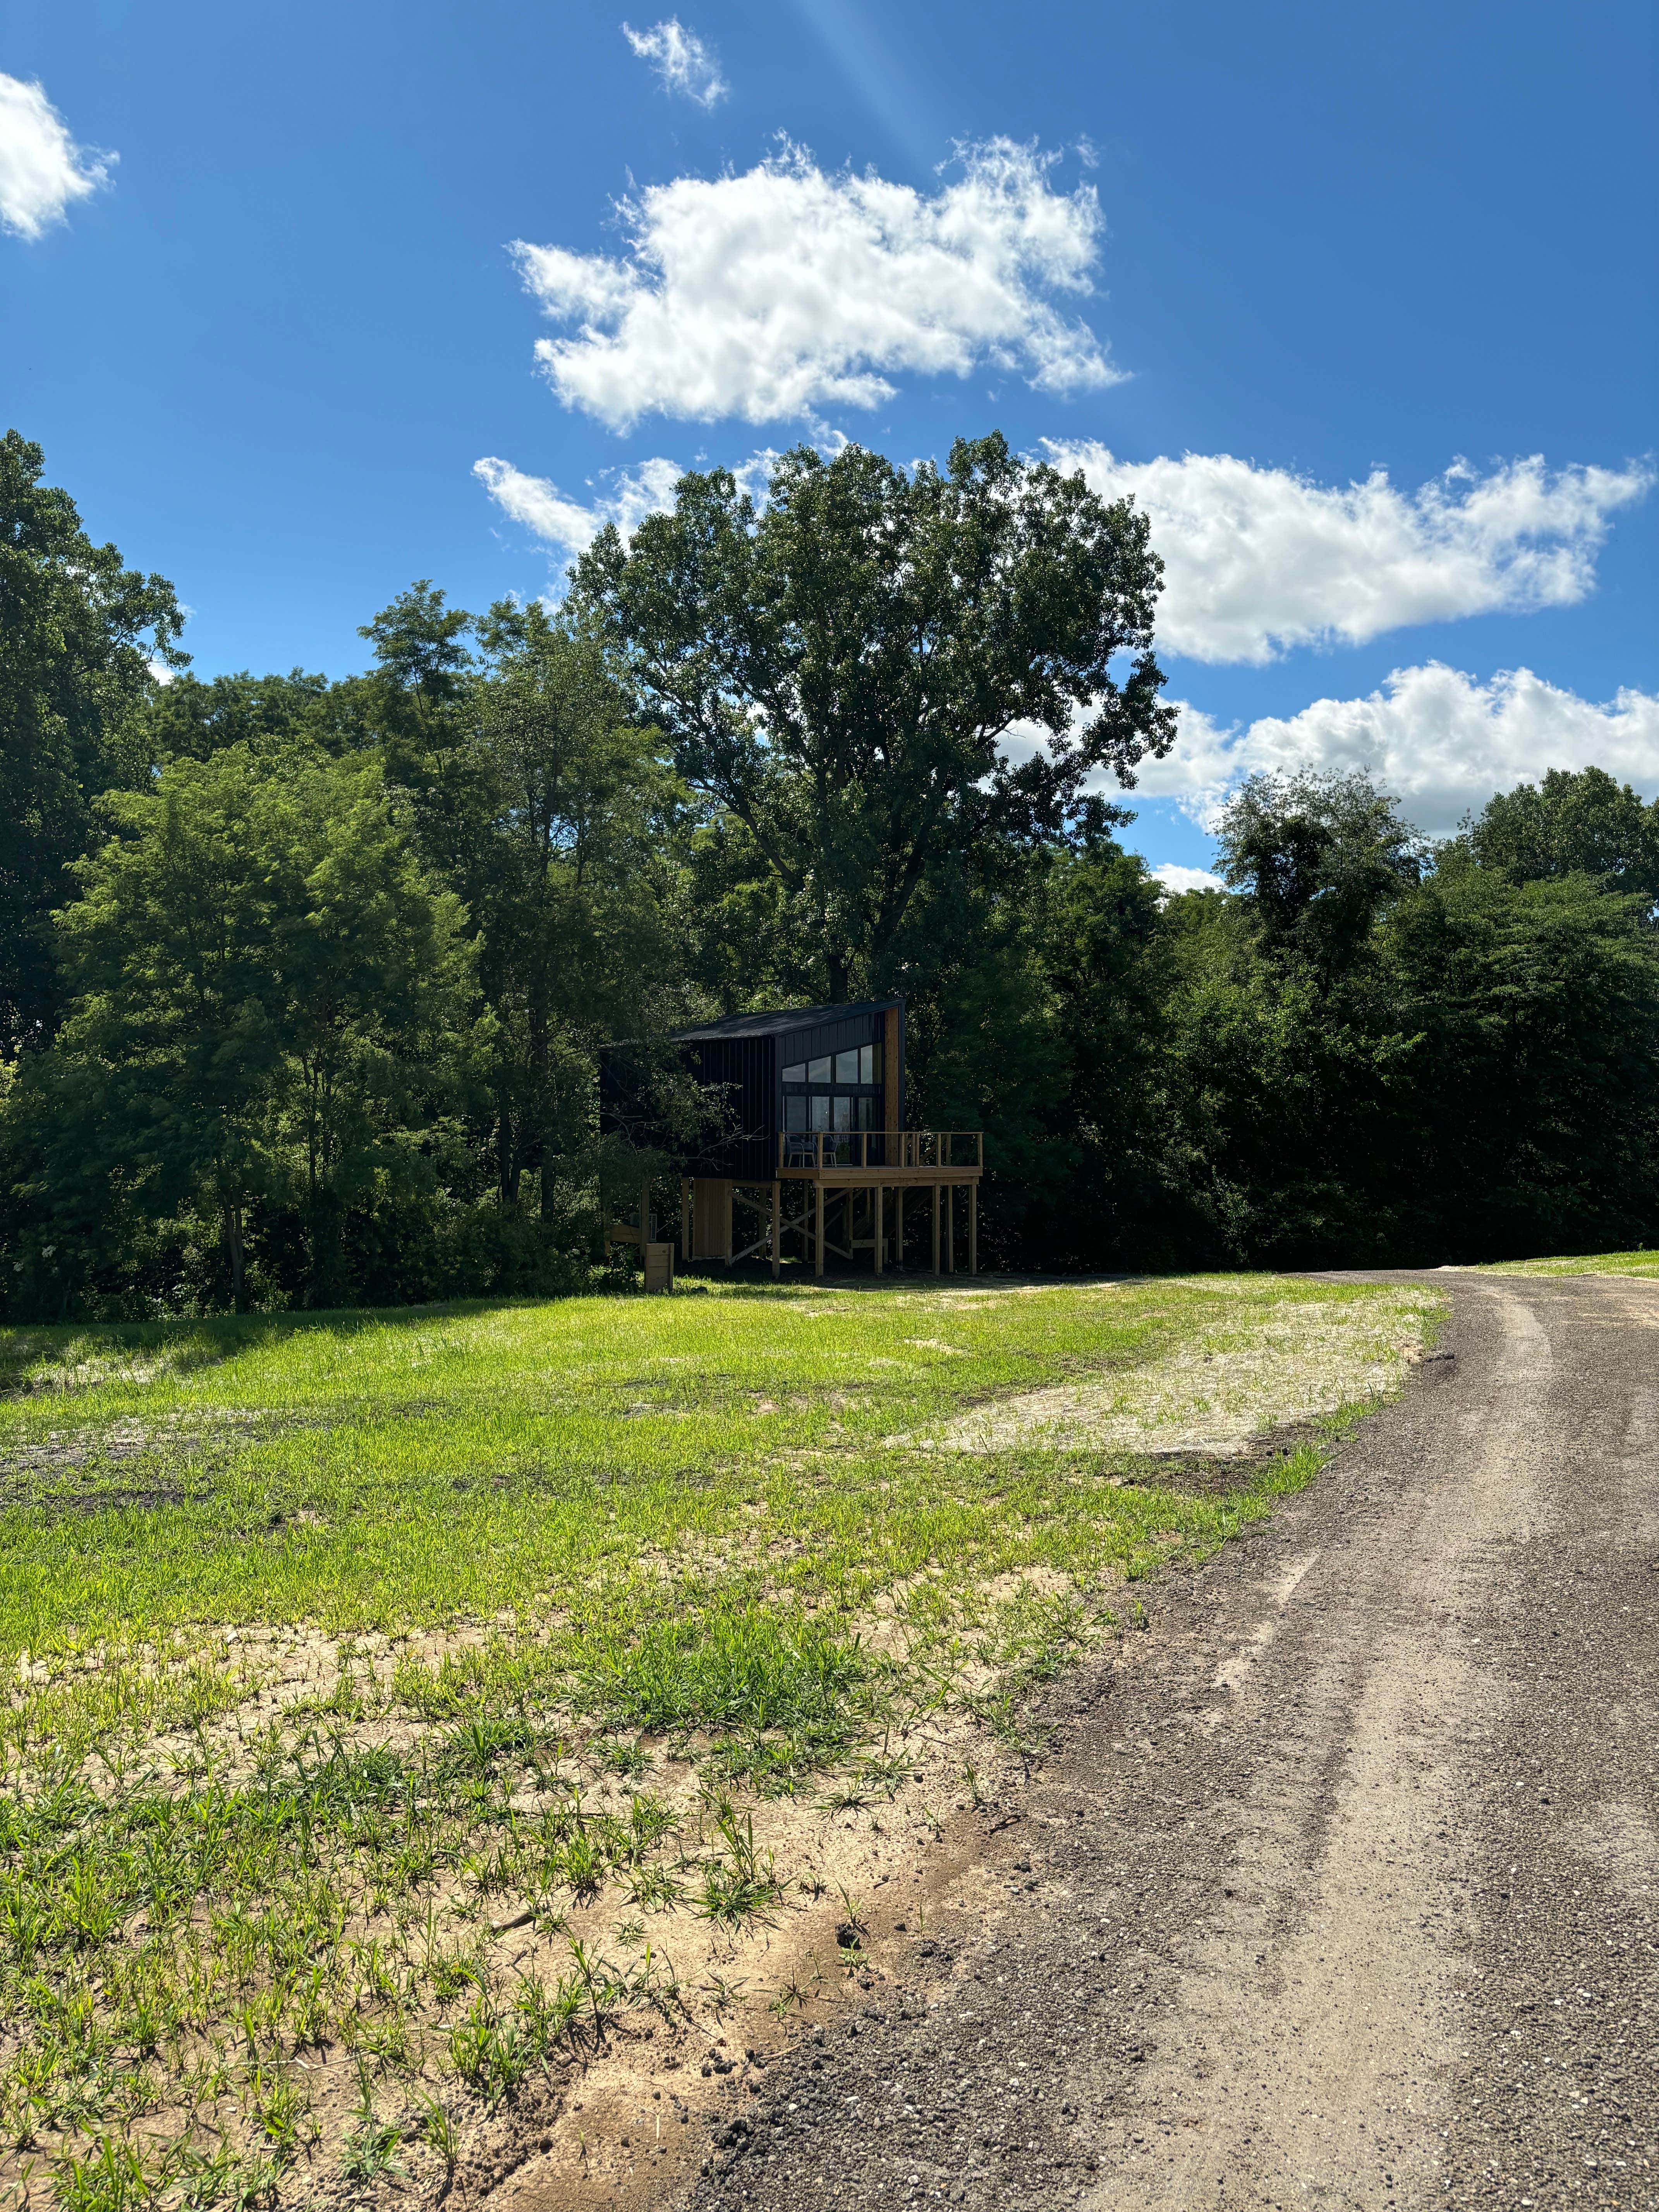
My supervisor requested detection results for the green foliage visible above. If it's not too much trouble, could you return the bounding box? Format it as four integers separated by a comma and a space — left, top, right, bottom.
1459, 763, 1659, 902
0, 429, 186, 1058
7, 428, 1659, 1304
573, 432, 1175, 1001
2, 747, 480, 1314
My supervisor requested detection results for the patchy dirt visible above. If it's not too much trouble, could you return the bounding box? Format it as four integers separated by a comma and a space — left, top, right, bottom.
935, 1282, 1441, 1455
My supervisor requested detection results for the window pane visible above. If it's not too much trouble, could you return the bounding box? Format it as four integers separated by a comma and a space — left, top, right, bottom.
810, 1095, 830, 1132
857, 1093, 874, 1129
785, 1095, 807, 1131
833, 1094, 852, 1131
808, 1055, 831, 1084
835, 1048, 859, 1083
859, 1044, 873, 1084
781, 1062, 805, 1085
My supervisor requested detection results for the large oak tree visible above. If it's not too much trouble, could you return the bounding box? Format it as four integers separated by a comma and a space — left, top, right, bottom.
573, 432, 1175, 1001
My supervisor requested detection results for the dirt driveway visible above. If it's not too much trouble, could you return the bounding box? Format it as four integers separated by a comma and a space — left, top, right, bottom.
674, 1270, 1659, 2211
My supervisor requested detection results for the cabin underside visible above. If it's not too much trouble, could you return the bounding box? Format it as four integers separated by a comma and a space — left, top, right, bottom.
684, 1172, 980, 1278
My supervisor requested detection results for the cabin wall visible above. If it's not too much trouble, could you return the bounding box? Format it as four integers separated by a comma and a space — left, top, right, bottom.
607, 998, 907, 1182
682, 1034, 778, 1178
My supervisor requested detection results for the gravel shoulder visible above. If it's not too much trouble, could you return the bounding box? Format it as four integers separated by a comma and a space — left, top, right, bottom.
651, 1271, 1659, 2212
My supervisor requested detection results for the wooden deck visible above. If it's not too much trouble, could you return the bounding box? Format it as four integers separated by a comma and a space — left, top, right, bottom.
774, 1129, 983, 1183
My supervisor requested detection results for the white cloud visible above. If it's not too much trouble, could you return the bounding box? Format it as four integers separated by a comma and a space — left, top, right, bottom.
474, 447, 794, 570
622, 18, 727, 107
0, 73, 112, 240
512, 138, 1117, 430
1135, 666, 1659, 837
1046, 443, 1652, 666
1151, 862, 1226, 896
473, 453, 687, 565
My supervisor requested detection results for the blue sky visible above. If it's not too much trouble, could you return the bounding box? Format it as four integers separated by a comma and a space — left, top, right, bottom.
3, 0, 1655, 878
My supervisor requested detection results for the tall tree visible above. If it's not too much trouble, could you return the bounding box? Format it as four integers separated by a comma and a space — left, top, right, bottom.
1218, 769, 1421, 977
1462, 765, 1659, 908
0, 430, 187, 1055
472, 599, 687, 1219
21, 747, 478, 1312
573, 433, 1175, 1002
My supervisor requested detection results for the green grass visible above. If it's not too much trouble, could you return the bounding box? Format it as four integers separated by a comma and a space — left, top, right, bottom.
0, 1269, 1440, 2206
1475, 1247, 1659, 1276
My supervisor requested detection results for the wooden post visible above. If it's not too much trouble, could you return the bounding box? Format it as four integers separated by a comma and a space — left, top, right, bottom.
931, 1183, 940, 1275
771, 1181, 781, 1281
969, 1181, 978, 1277
873, 1185, 883, 1275
895, 1187, 905, 1272
814, 1181, 825, 1278
694, 1179, 733, 1262
946, 1184, 955, 1274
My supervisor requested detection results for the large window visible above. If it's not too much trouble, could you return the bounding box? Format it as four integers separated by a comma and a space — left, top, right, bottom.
782, 1042, 881, 1088
781, 1036, 885, 1154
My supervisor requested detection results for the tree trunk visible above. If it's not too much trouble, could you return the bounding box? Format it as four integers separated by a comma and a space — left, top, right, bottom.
223, 1202, 246, 1313
497, 1093, 519, 1207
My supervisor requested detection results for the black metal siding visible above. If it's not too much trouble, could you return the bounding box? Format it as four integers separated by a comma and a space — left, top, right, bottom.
682, 1034, 777, 1177
605, 1000, 906, 1180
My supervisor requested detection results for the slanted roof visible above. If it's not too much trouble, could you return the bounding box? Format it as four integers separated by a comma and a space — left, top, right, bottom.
670, 998, 900, 1043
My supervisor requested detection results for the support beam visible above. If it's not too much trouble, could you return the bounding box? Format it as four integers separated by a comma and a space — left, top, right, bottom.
969, 1179, 978, 1277
693, 1178, 733, 1262
895, 1187, 905, 1271
946, 1183, 955, 1274
931, 1183, 940, 1276
873, 1185, 883, 1275
771, 1181, 781, 1281
814, 1181, 825, 1278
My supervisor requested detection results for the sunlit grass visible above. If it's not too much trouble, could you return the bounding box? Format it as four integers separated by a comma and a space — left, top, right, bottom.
0, 1269, 1441, 2205
1476, 1248, 1659, 1277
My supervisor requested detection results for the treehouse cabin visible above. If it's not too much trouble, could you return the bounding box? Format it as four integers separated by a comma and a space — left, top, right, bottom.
602, 998, 983, 1279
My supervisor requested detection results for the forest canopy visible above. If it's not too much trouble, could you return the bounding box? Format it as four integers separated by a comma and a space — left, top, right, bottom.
4, 427, 1659, 1319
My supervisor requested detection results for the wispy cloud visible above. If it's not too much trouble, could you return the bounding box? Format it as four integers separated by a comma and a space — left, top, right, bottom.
1046, 443, 1653, 666
474, 447, 789, 572
473, 455, 687, 566
1137, 665, 1659, 836
621, 18, 728, 107
0, 73, 113, 240
511, 138, 1117, 430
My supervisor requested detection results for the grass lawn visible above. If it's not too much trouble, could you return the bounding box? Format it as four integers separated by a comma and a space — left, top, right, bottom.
0, 1270, 1440, 2209
1475, 1248, 1659, 1276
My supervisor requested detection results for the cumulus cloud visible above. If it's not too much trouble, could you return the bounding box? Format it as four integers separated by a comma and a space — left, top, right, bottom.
1151, 862, 1226, 896
0, 73, 112, 240
622, 18, 727, 107
1133, 666, 1659, 837
511, 138, 1117, 430
473, 454, 687, 566
1045, 443, 1652, 666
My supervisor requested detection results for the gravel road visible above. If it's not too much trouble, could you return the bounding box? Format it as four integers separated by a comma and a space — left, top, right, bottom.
681, 1271, 1659, 2211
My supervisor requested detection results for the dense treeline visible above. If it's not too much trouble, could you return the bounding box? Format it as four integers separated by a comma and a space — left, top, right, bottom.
4, 425, 1659, 1318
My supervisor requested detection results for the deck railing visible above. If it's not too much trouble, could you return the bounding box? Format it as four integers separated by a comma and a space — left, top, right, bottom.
777, 1129, 984, 1173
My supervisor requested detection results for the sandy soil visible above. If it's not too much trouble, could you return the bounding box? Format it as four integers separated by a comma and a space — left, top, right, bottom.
935, 1283, 1441, 1455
